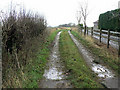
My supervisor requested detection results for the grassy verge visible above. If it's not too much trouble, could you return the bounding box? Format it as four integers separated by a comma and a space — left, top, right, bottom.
3, 30, 60, 88
59, 31, 103, 88
22, 30, 60, 88
71, 31, 119, 76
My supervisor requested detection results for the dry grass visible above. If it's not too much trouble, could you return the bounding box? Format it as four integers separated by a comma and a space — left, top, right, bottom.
85, 36, 118, 59
72, 29, 118, 59
71, 30, 119, 75
71, 27, 78, 31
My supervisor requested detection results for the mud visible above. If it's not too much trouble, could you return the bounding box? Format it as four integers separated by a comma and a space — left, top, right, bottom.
68, 31, 119, 88
39, 31, 72, 88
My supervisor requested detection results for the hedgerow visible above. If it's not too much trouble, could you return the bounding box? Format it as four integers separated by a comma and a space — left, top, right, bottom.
99, 9, 120, 32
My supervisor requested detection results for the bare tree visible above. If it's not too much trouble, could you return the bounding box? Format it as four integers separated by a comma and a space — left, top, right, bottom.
76, 11, 81, 25
76, 11, 82, 33
79, 2, 89, 35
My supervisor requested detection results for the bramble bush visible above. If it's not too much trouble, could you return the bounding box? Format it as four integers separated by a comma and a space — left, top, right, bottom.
2, 5, 47, 87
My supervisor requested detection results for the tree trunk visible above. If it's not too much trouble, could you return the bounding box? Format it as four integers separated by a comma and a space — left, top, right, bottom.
84, 25, 87, 36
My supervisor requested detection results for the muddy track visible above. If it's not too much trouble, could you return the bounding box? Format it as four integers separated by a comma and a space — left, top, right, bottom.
68, 31, 119, 88
39, 31, 72, 88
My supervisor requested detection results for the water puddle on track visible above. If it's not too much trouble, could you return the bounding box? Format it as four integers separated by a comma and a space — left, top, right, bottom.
92, 64, 114, 78
39, 31, 72, 88
68, 31, 119, 88
43, 31, 64, 80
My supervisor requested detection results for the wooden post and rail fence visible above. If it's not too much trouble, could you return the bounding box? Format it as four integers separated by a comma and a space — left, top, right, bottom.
88, 27, 120, 57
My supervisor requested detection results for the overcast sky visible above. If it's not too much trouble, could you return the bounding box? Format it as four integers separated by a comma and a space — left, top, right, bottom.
0, 0, 119, 27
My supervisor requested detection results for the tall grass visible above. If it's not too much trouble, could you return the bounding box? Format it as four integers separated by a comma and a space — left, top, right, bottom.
1, 4, 47, 88
71, 30, 119, 76
59, 31, 102, 88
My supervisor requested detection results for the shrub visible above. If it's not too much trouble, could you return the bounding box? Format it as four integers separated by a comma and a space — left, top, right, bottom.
2, 4, 47, 87
98, 9, 120, 32
2, 7, 47, 54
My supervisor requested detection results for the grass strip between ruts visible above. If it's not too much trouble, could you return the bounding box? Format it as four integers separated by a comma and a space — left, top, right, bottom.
59, 30, 103, 88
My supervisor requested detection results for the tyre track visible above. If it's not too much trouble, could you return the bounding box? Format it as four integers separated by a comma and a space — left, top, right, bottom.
68, 30, 119, 88
39, 31, 72, 88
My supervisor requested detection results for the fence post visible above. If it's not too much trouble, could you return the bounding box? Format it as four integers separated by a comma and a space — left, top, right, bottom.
79, 26, 82, 35
100, 29, 102, 43
91, 27, 93, 37
118, 35, 120, 57
77, 25, 80, 33
81, 28, 82, 35
107, 29, 110, 48
87, 27, 88, 35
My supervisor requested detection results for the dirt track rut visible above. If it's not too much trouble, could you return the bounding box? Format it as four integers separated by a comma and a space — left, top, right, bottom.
39, 31, 72, 88
68, 30, 119, 88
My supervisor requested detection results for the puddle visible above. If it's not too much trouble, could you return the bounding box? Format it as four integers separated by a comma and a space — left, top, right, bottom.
68, 31, 120, 88
92, 64, 114, 78
44, 67, 63, 80
40, 31, 72, 88
43, 31, 64, 80
68, 31, 115, 79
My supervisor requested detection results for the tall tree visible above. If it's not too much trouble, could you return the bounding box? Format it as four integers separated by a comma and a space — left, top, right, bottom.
76, 11, 81, 25
76, 11, 82, 33
79, 1, 89, 35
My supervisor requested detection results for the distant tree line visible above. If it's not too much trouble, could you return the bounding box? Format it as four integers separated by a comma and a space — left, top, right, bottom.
58, 23, 76, 27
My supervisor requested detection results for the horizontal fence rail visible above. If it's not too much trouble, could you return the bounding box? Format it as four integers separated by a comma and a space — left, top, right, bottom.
91, 29, 120, 43
81, 28, 120, 57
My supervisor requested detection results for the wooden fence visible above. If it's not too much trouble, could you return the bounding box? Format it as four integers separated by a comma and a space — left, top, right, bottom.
86, 28, 120, 57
